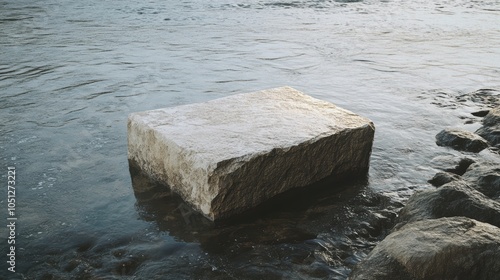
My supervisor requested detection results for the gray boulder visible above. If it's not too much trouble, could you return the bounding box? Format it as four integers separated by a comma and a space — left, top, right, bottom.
435, 128, 488, 153
463, 162, 500, 200
429, 155, 475, 175
349, 217, 500, 280
395, 180, 500, 229
483, 106, 500, 126
476, 124, 500, 148
427, 171, 461, 187
476, 106, 500, 148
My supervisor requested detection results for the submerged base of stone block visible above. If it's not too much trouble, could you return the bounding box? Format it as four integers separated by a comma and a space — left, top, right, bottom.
127, 87, 375, 221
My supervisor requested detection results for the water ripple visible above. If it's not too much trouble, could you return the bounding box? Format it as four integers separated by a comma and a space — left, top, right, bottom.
1, 0, 499, 279
0, 65, 61, 81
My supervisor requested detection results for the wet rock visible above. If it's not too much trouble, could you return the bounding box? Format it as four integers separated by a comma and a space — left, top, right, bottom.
349, 217, 500, 280
435, 128, 488, 153
430, 155, 475, 175
395, 180, 500, 229
475, 106, 500, 148
476, 124, 500, 148
463, 162, 500, 200
128, 87, 375, 221
482, 106, 500, 126
427, 171, 461, 187
471, 110, 490, 117
454, 157, 476, 175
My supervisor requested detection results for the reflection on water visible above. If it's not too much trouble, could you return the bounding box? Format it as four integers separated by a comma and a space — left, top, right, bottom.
1, 0, 499, 278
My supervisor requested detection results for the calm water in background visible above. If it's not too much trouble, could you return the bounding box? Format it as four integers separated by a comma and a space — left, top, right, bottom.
1, 0, 500, 279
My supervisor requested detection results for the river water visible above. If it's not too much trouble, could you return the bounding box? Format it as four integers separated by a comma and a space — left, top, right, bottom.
1, 0, 499, 279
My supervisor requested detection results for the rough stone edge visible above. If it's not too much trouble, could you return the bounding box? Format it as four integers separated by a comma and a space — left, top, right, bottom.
128, 114, 375, 220
208, 122, 375, 220
127, 90, 376, 221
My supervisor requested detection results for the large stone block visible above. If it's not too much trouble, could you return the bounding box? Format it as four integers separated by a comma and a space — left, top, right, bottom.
128, 87, 375, 221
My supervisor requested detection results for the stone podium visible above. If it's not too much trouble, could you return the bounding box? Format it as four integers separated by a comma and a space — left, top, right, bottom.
128, 87, 374, 221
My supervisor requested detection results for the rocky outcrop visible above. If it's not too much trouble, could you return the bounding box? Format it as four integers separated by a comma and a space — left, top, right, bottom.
395, 180, 500, 229
435, 128, 488, 153
463, 162, 500, 201
427, 171, 460, 187
128, 87, 375, 221
474, 106, 500, 150
350, 95, 500, 280
349, 217, 500, 280
351, 157, 500, 279
476, 125, 500, 148
429, 155, 475, 175
482, 106, 500, 126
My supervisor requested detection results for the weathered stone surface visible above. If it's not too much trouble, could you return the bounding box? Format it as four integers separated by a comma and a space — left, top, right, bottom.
463, 162, 500, 200
482, 106, 500, 126
476, 124, 500, 148
429, 155, 475, 175
128, 87, 375, 221
395, 180, 500, 229
435, 128, 488, 153
349, 217, 500, 280
475, 106, 500, 149
427, 171, 460, 187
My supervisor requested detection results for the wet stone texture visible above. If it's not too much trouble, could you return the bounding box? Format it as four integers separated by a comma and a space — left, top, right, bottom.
350, 217, 500, 280
476, 106, 500, 150
128, 87, 375, 221
351, 89, 500, 280
435, 128, 488, 153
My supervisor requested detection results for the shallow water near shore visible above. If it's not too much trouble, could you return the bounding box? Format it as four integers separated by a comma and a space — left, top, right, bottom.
1, 0, 500, 279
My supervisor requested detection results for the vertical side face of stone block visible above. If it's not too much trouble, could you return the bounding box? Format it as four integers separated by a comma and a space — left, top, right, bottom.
128, 117, 214, 216
128, 87, 375, 221
209, 125, 374, 219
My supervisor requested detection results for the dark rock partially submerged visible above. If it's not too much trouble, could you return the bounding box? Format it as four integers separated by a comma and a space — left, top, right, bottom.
427, 171, 460, 187
429, 155, 475, 175
350, 157, 500, 279
435, 128, 488, 153
349, 217, 500, 280
475, 106, 500, 150
463, 162, 500, 201
476, 125, 500, 148
350, 93, 499, 280
471, 109, 490, 117
482, 106, 500, 126
395, 180, 500, 229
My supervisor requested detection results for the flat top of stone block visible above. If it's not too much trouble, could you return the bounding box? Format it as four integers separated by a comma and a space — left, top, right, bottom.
129, 86, 372, 164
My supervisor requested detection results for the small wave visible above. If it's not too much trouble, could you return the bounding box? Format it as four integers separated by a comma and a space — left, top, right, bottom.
221, 0, 351, 10
82, 90, 114, 100
214, 79, 258, 84
53, 79, 105, 94
64, 107, 88, 115
0, 101, 37, 110
27, 117, 79, 128
0, 16, 34, 23
0, 65, 61, 81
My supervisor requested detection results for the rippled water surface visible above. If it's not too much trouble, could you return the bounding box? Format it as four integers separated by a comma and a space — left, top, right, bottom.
1, 0, 500, 279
